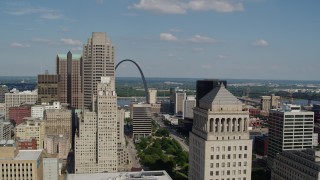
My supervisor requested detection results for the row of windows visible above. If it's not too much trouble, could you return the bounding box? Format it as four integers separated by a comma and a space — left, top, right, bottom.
210, 154, 248, 160
211, 146, 248, 152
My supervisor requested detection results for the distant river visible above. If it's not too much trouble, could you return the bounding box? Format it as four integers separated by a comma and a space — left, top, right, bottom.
282, 99, 320, 106
117, 97, 170, 107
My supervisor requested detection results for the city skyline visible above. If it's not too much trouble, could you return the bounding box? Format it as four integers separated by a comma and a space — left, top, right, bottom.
0, 0, 320, 80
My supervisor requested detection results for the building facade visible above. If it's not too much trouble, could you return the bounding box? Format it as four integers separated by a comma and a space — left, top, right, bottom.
15, 119, 45, 149
271, 149, 320, 180
57, 51, 82, 109
82, 32, 114, 110
131, 103, 152, 141
0, 144, 43, 180
148, 89, 157, 104
9, 105, 31, 125
0, 119, 13, 141
5, 89, 37, 119
189, 84, 252, 180
37, 74, 59, 104
184, 95, 196, 120
75, 77, 118, 173
268, 104, 314, 167
175, 91, 186, 117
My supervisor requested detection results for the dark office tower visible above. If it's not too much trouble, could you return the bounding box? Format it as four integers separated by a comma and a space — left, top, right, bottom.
37, 74, 58, 104
56, 51, 82, 109
196, 79, 227, 107
0, 85, 9, 103
82, 32, 115, 110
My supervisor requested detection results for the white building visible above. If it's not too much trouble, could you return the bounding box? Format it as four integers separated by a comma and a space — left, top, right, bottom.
31, 105, 45, 119
5, 89, 37, 118
189, 85, 252, 180
75, 77, 118, 173
148, 89, 157, 104
272, 149, 320, 180
268, 104, 314, 167
43, 158, 59, 180
15, 119, 45, 149
184, 95, 196, 119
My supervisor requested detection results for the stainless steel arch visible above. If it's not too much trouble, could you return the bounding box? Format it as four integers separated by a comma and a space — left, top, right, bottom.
115, 59, 149, 103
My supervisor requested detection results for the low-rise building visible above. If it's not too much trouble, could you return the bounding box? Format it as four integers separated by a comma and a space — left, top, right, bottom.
0, 119, 13, 141
15, 119, 45, 149
9, 105, 32, 125
0, 141, 43, 180
16, 138, 37, 150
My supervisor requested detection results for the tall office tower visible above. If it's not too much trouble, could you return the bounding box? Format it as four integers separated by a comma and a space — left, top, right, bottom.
82, 32, 115, 110
117, 108, 129, 171
0, 142, 44, 180
175, 91, 186, 117
75, 77, 118, 173
57, 51, 82, 109
5, 89, 37, 119
271, 94, 280, 109
271, 149, 320, 180
169, 87, 177, 114
0, 85, 9, 103
267, 104, 314, 167
260, 96, 271, 112
184, 95, 196, 119
196, 79, 227, 107
15, 119, 45, 149
189, 84, 252, 180
131, 103, 152, 141
37, 74, 59, 104
148, 89, 157, 104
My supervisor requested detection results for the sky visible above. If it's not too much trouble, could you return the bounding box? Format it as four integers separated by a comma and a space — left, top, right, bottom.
0, 0, 319, 80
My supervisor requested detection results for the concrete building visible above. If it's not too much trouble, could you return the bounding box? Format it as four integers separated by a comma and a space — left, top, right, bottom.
0, 119, 13, 141
261, 96, 271, 112
44, 108, 72, 143
56, 51, 82, 109
31, 105, 45, 119
37, 74, 59, 104
189, 84, 252, 180
175, 91, 186, 117
148, 89, 157, 104
271, 94, 281, 109
15, 119, 45, 149
271, 149, 320, 180
131, 103, 152, 141
184, 95, 196, 119
82, 32, 114, 110
67, 170, 173, 180
0, 103, 5, 115
45, 135, 70, 159
43, 158, 59, 180
75, 77, 118, 173
9, 105, 31, 125
0, 85, 9, 103
0, 142, 43, 180
268, 104, 314, 167
5, 89, 37, 119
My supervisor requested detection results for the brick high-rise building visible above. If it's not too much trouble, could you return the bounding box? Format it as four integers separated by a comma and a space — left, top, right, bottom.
82, 32, 115, 110
57, 51, 82, 109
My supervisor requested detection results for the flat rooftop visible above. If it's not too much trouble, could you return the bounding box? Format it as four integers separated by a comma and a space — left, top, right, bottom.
15, 150, 42, 160
67, 170, 172, 180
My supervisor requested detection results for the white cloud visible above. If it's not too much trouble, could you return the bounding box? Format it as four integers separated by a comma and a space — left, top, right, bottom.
96, 0, 104, 4
130, 0, 244, 14
160, 33, 178, 41
32, 38, 57, 45
169, 28, 182, 32
192, 47, 204, 52
71, 47, 83, 51
252, 39, 269, 47
131, 0, 187, 14
218, 54, 227, 59
60, 39, 82, 46
7, 7, 55, 15
41, 13, 63, 20
10, 42, 30, 48
186, 35, 219, 43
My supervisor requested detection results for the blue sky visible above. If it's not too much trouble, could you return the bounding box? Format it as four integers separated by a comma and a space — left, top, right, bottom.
0, 0, 319, 80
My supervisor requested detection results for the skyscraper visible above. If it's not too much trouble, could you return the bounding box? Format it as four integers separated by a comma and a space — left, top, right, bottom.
131, 103, 152, 141
75, 77, 118, 173
267, 104, 314, 167
82, 32, 115, 110
56, 51, 82, 109
189, 83, 252, 180
37, 74, 59, 104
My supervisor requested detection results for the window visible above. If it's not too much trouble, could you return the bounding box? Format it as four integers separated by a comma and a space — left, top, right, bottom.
244, 162, 247, 166
216, 163, 219, 168
210, 163, 213, 168
216, 155, 219, 159
211, 155, 214, 160
216, 171, 219, 175
244, 154, 247, 158
228, 146, 231, 151
244, 146, 247, 150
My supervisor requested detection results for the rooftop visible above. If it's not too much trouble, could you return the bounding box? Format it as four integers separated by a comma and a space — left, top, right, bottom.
67, 171, 172, 180
15, 150, 42, 160
57, 54, 81, 60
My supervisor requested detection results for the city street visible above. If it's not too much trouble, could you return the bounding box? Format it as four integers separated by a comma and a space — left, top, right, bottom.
126, 136, 141, 169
